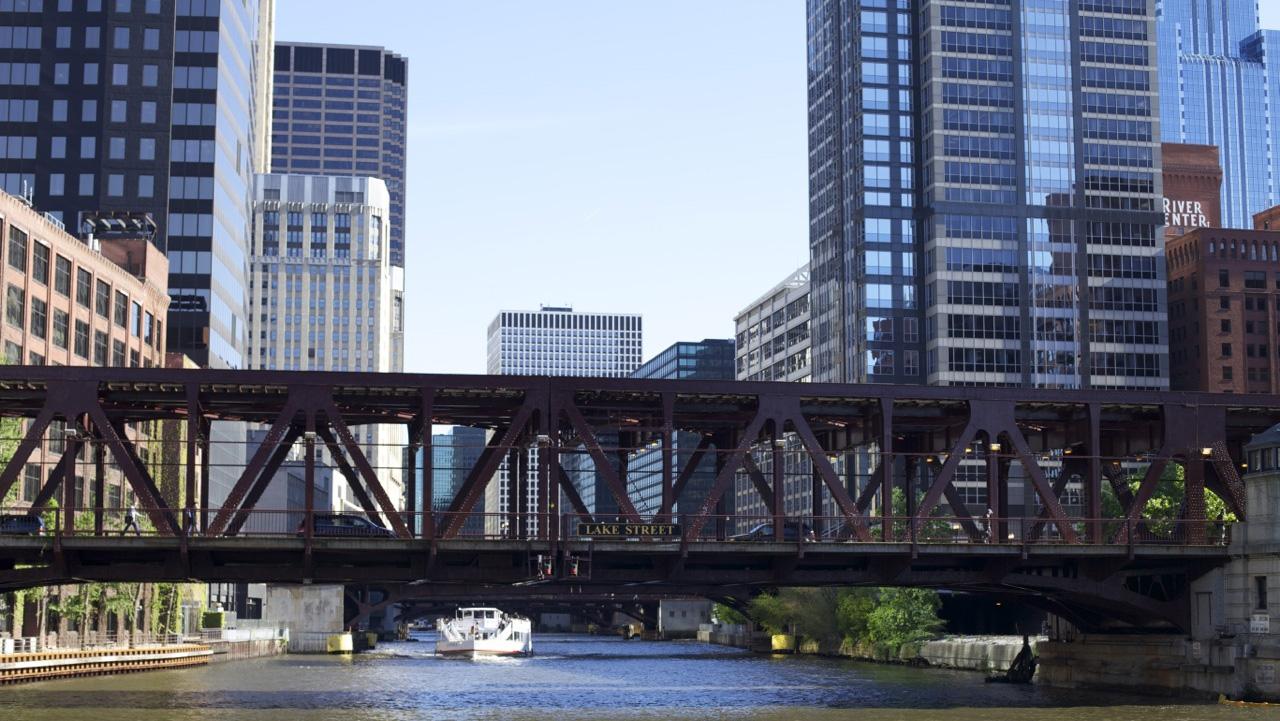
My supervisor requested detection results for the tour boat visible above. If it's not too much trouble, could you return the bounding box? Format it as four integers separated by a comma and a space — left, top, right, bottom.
435, 607, 533, 657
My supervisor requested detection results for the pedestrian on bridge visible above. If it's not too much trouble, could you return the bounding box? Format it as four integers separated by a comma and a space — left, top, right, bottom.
122, 504, 141, 536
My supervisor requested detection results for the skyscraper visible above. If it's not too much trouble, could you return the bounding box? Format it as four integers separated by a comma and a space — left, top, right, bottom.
485, 306, 643, 529
486, 306, 643, 376
248, 173, 402, 509
269, 42, 407, 369
1158, 0, 1280, 228
807, 0, 1168, 390
0, 0, 274, 370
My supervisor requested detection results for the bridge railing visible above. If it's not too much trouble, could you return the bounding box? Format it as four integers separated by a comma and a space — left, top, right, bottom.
0, 507, 1232, 547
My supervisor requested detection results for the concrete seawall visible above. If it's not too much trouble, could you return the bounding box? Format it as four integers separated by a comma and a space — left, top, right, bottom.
697, 624, 1034, 674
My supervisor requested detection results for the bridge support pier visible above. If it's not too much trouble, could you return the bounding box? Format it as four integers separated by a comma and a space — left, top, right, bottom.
1040, 427, 1280, 701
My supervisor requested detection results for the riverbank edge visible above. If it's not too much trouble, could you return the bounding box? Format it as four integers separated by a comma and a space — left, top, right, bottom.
697, 624, 1033, 674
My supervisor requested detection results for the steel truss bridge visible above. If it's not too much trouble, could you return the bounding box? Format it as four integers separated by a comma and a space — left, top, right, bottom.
0, 367, 1271, 631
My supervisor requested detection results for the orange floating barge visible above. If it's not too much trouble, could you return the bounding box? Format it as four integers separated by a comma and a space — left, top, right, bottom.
0, 644, 212, 684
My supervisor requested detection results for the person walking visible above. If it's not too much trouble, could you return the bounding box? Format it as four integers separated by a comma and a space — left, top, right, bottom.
122, 503, 141, 536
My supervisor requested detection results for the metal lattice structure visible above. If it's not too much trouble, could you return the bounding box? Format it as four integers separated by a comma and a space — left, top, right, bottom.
0, 367, 1272, 630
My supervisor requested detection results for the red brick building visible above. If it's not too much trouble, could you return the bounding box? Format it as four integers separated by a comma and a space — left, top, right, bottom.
0, 190, 170, 506
1167, 211, 1280, 392
1161, 143, 1222, 240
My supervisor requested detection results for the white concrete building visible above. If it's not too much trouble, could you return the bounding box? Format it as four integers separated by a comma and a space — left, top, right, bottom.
248, 173, 403, 512
484, 306, 643, 534
734, 265, 810, 383
486, 306, 642, 377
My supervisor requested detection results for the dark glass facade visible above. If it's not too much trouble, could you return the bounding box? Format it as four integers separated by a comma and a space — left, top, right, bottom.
808, 0, 1168, 390
628, 339, 735, 517
631, 338, 734, 380
271, 43, 408, 269
0, 0, 267, 371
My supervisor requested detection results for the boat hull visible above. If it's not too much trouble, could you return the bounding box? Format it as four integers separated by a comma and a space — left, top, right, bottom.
436, 639, 531, 657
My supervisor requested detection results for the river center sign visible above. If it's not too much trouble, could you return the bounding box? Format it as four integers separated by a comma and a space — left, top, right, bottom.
576, 522, 681, 539
1164, 197, 1209, 229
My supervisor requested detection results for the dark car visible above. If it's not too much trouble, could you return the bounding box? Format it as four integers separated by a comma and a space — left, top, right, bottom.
296, 513, 394, 538
729, 520, 816, 543
0, 514, 45, 536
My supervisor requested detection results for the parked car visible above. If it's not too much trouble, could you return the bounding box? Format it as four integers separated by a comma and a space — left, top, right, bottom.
728, 520, 815, 542
296, 513, 394, 538
0, 514, 45, 536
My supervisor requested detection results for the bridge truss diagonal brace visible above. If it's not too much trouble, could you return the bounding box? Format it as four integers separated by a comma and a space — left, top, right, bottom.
315, 425, 386, 528
684, 401, 775, 540
0, 403, 59, 503
319, 397, 411, 539
784, 400, 869, 541
225, 425, 305, 536
556, 466, 593, 522
86, 406, 182, 536
560, 397, 641, 523
440, 391, 541, 538
740, 454, 776, 516
206, 395, 304, 535
27, 449, 76, 512
663, 434, 713, 520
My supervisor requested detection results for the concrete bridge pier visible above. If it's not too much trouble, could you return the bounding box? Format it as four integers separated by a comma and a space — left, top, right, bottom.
1038, 426, 1280, 701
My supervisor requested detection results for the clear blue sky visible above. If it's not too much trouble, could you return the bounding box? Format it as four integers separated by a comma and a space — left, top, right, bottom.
275, 1, 1280, 375
275, 1, 809, 374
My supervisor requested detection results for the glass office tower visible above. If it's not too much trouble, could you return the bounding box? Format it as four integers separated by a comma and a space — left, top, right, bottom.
270, 43, 409, 370
808, 0, 1168, 389
627, 340, 735, 517
1158, 0, 1280, 228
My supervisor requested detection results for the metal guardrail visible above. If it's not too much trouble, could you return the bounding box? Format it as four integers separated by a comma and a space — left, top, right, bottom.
0, 507, 1233, 547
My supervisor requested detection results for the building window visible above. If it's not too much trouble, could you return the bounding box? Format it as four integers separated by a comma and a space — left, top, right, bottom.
113, 290, 128, 327
33, 243, 50, 284
141, 101, 155, 123
5, 284, 24, 330
142, 64, 157, 86
73, 319, 89, 358
78, 173, 93, 196
111, 339, 125, 366
7, 226, 26, 272
54, 255, 71, 296
1222, 319, 1231, 333
95, 280, 110, 318
71, 271, 92, 312
113, 27, 129, 49
30, 297, 46, 339
1258, 576, 1269, 610
48, 173, 64, 196
138, 175, 153, 197
92, 330, 107, 365
52, 309, 68, 349
107, 173, 123, 196
131, 300, 141, 336
1222, 366, 1233, 381
1222, 343, 1232, 358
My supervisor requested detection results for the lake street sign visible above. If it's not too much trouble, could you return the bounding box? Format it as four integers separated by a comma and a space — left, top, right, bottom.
576, 522, 681, 539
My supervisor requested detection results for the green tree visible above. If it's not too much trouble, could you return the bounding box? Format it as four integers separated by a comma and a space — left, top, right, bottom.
713, 603, 747, 625
865, 588, 944, 648
835, 587, 877, 641
746, 592, 792, 635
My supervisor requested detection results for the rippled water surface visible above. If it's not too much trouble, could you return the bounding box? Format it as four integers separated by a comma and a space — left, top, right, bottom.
0, 633, 1269, 720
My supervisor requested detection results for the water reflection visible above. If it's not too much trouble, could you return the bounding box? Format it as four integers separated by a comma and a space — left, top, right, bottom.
0, 634, 1266, 721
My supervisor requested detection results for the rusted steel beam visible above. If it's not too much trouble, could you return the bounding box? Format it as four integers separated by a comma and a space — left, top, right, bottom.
685, 404, 772, 539
0, 405, 56, 502
224, 426, 303, 536
319, 397, 410, 539
206, 397, 302, 535
86, 408, 180, 535
315, 426, 385, 527
441, 394, 539, 538
560, 399, 640, 523
659, 393, 674, 523
665, 434, 712, 516
556, 466, 592, 521
740, 454, 776, 516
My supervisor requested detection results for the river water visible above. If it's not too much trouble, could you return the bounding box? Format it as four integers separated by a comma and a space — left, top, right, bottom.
0, 633, 1269, 720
